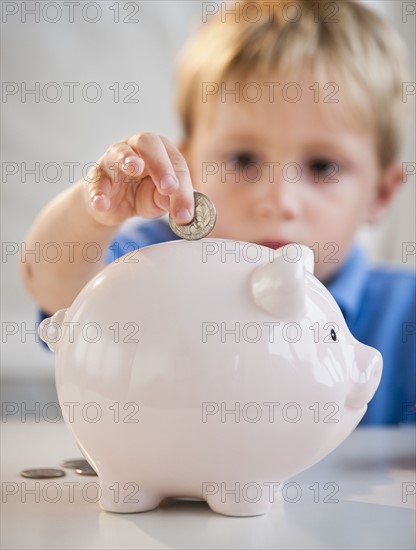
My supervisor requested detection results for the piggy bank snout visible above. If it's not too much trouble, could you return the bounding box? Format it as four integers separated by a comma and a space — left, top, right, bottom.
346, 344, 383, 409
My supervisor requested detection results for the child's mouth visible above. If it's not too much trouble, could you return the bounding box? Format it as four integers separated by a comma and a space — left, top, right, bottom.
256, 240, 292, 250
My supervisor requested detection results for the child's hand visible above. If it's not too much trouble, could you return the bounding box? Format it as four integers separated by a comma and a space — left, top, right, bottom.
84, 133, 195, 227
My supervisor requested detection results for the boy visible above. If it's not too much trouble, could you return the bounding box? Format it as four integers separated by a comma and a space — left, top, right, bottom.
21, 0, 415, 424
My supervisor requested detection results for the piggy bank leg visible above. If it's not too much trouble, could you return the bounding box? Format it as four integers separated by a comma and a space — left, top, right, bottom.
205, 482, 277, 517
99, 477, 162, 513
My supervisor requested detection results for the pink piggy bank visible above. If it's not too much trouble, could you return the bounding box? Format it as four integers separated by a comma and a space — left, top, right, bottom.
39, 240, 382, 517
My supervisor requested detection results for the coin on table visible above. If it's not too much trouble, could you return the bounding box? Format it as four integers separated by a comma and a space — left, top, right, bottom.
169, 191, 216, 240
20, 468, 66, 479
75, 464, 97, 476
60, 458, 90, 470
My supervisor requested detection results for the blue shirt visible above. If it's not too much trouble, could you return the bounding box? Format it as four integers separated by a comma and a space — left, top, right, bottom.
38, 218, 416, 425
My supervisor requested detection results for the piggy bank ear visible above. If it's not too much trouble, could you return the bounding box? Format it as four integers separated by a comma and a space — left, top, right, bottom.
250, 244, 314, 319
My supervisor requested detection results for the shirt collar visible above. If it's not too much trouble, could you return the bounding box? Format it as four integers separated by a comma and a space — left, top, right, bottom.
324, 243, 369, 324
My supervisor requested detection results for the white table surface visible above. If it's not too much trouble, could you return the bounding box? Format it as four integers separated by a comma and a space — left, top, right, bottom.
1, 420, 415, 550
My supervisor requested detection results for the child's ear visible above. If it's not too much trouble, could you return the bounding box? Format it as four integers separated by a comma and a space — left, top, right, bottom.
366, 161, 404, 224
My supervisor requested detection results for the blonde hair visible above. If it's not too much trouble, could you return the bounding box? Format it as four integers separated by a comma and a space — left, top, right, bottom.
175, 0, 411, 167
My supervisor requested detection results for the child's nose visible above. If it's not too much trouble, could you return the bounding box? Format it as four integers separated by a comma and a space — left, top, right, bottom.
252, 179, 302, 220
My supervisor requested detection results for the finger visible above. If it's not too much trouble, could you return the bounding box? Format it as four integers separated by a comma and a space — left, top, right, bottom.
160, 136, 195, 224
91, 191, 111, 212
101, 143, 145, 191
127, 133, 178, 195
134, 175, 170, 218
153, 188, 170, 212
85, 163, 112, 211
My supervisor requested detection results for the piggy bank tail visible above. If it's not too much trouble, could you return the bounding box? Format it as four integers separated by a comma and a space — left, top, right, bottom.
38, 308, 68, 352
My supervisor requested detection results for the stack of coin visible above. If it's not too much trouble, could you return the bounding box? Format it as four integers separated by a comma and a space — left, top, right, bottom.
20, 468, 65, 479
61, 458, 97, 476
20, 458, 97, 478
60, 458, 89, 470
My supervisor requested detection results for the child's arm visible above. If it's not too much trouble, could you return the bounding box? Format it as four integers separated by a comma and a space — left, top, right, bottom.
21, 133, 195, 314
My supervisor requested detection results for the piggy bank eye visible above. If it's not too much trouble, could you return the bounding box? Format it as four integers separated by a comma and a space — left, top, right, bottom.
330, 329, 337, 341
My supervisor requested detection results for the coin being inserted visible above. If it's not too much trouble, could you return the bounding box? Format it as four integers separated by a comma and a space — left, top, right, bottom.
169, 191, 216, 240
20, 468, 66, 479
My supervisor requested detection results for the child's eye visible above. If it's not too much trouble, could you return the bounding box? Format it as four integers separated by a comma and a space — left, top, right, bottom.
227, 152, 257, 169
308, 158, 339, 182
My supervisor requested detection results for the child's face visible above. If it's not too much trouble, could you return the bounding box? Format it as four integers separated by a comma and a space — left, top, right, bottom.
182, 75, 394, 282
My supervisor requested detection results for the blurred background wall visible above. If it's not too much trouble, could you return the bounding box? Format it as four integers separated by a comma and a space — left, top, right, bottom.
1, 0, 415, 382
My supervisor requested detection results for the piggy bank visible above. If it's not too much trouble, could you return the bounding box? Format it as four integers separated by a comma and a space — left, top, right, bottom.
39, 240, 382, 517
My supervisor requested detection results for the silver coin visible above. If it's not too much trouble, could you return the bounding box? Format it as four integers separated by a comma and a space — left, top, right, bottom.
169, 191, 216, 240
60, 458, 90, 470
20, 468, 66, 479
75, 465, 97, 476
